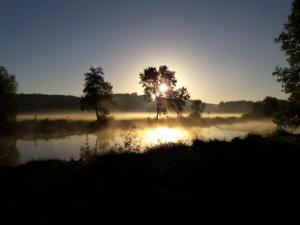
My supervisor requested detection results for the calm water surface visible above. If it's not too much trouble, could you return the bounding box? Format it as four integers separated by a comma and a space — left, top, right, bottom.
0, 119, 277, 166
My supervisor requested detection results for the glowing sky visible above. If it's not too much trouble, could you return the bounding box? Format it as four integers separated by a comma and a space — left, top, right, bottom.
0, 0, 293, 103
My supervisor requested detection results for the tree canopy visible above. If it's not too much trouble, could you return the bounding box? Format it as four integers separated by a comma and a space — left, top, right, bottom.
273, 0, 300, 127
0, 66, 18, 130
245, 96, 285, 119
139, 65, 190, 119
189, 99, 206, 119
80, 66, 114, 122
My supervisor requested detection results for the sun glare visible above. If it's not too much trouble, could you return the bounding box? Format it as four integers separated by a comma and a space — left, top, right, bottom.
145, 127, 186, 145
159, 83, 168, 93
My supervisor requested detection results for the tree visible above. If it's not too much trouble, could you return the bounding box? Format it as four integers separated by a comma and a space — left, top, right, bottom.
273, 0, 300, 127
139, 65, 190, 119
0, 66, 18, 130
247, 96, 284, 118
80, 66, 113, 122
168, 87, 191, 117
189, 99, 205, 119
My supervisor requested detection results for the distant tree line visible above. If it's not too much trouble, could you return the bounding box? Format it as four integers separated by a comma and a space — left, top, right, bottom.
17, 93, 156, 112
17, 93, 267, 114
18, 94, 80, 111
0, 65, 294, 128
217, 101, 254, 113
243, 97, 287, 119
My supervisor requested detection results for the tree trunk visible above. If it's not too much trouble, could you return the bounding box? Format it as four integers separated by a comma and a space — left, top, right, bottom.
95, 107, 100, 122
156, 99, 159, 120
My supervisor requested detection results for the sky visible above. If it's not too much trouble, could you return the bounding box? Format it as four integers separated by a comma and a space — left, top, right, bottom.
0, 0, 293, 103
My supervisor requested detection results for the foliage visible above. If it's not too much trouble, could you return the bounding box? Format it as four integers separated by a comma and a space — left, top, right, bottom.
246, 96, 286, 119
17, 94, 264, 113
120, 128, 141, 153
139, 65, 190, 118
189, 99, 205, 119
218, 100, 254, 113
17, 94, 80, 111
273, 0, 300, 127
0, 66, 18, 131
168, 87, 190, 117
16, 93, 156, 112
80, 66, 114, 122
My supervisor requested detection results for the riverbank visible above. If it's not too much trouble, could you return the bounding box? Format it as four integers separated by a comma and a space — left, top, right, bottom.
0, 132, 299, 223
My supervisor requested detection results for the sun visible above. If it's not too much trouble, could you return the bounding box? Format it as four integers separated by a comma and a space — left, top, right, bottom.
159, 83, 168, 93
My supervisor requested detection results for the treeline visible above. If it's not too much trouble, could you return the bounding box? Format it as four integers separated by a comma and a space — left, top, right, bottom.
17, 93, 262, 113
18, 94, 80, 111
217, 101, 254, 113
17, 93, 155, 112
244, 97, 288, 119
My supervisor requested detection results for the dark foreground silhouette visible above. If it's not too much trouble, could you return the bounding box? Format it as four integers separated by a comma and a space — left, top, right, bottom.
0, 132, 299, 223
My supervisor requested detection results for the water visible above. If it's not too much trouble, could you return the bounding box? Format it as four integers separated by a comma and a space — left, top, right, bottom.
0, 119, 277, 166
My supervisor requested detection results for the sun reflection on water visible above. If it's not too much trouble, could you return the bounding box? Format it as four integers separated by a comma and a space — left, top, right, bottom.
144, 127, 188, 145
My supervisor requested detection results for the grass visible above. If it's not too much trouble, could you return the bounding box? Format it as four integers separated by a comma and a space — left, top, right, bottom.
0, 132, 299, 223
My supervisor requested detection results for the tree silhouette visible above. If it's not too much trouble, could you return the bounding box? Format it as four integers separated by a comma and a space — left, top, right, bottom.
248, 96, 284, 118
189, 99, 205, 119
273, 0, 300, 127
0, 66, 17, 131
139, 65, 190, 119
168, 87, 190, 117
80, 66, 113, 122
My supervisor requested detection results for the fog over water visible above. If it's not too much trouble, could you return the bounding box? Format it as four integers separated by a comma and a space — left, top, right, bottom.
17, 112, 243, 121
1, 112, 283, 166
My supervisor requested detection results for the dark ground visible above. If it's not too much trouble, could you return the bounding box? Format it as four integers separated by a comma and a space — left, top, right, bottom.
0, 132, 299, 223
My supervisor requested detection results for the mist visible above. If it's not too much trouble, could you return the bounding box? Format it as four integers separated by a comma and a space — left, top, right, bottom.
1, 109, 284, 166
